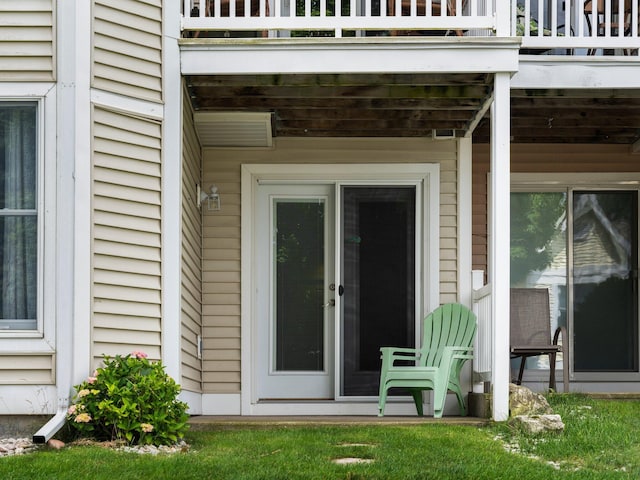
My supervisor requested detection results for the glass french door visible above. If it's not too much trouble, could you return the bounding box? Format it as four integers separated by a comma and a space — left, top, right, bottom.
341, 186, 416, 396
510, 189, 639, 378
256, 184, 335, 399
256, 183, 418, 399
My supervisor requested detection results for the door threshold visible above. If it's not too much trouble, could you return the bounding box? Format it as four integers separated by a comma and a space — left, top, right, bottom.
259, 398, 336, 402
247, 400, 420, 416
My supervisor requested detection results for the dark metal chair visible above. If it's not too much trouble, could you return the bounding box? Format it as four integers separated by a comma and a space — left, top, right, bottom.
510, 288, 569, 393
584, 0, 635, 55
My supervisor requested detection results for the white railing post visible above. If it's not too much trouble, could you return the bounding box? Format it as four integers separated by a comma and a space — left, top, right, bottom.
495, 0, 511, 36
472, 271, 492, 394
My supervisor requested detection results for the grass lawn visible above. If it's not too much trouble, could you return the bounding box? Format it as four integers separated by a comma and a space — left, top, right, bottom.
1, 394, 639, 479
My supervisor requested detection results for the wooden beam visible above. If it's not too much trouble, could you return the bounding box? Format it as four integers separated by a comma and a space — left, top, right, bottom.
187, 73, 492, 87
193, 97, 485, 110
190, 84, 492, 99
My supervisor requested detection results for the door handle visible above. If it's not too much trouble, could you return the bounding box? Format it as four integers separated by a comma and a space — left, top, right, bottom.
322, 299, 335, 308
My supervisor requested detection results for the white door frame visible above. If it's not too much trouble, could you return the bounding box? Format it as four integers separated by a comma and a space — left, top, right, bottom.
241, 163, 440, 415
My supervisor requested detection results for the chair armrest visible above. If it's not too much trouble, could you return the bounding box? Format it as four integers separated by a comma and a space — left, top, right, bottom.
439, 346, 474, 375
380, 346, 420, 355
443, 345, 474, 360
552, 326, 567, 345
379, 347, 421, 367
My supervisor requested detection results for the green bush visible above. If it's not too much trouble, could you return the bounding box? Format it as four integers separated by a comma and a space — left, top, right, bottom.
66, 352, 189, 445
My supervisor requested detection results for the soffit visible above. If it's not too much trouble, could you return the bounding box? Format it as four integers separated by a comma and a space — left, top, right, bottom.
473, 88, 640, 144
187, 72, 494, 140
187, 75, 640, 145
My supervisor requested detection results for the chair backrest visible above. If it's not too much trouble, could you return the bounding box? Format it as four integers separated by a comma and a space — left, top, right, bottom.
584, 0, 631, 15
510, 288, 552, 348
419, 303, 477, 367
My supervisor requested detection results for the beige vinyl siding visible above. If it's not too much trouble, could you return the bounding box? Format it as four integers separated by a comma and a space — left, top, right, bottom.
0, 354, 55, 384
471, 143, 640, 276
181, 86, 203, 392
92, 106, 162, 363
439, 159, 458, 304
201, 137, 457, 393
0, 0, 54, 81
92, 0, 162, 102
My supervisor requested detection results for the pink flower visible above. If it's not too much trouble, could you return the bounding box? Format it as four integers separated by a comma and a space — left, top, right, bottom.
67, 405, 77, 415
87, 376, 97, 384
74, 413, 92, 423
77, 389, 90, 398
140, 423, 154, 433
131, 351, 148, 359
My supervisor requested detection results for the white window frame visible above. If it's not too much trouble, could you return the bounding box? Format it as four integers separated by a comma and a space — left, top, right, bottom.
0, 83, 56, 352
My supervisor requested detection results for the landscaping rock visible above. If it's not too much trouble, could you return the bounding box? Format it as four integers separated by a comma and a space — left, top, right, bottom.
47, 439, 65, 450
508, 384, 564, 434
332, 458, 374, 465
512, 414, 565, 434
509, 383, 553, 416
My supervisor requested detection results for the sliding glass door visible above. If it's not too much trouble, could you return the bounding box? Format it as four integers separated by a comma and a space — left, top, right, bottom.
572, 191, 638, 372
511, 189, 639, 378
341, 186, 416, 396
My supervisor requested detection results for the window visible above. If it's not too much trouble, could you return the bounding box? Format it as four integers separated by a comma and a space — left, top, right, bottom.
511, 186, 640, 379
0, 103, 38, 331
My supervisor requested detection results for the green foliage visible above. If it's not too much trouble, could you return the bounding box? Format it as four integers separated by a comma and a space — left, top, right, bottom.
515, 4, 557, 37
66, 352, 189, 446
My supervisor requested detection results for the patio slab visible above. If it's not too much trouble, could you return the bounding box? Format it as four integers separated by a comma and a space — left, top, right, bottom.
188, 415, 489, 429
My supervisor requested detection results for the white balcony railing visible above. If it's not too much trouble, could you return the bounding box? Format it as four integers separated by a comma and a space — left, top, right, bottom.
181, 0, 495, 38
517, 0, 640, 55
182, 0, 640, 55
472, 271, 492, 387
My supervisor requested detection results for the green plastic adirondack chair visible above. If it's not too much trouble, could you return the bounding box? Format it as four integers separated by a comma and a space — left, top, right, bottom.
378, 303, 477, 418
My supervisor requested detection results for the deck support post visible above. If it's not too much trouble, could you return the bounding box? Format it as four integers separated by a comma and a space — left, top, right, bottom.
490, 72, 511, 422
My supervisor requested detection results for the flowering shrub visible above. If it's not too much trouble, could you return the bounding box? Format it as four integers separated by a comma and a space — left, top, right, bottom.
67, 352, 189, 445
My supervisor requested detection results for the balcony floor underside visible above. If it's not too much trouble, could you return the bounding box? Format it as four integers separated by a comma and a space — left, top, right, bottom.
180, 37, 640, 145
185, 70, 640, 144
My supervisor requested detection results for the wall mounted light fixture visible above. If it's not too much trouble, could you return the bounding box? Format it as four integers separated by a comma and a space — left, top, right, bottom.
197, 184, 221, 211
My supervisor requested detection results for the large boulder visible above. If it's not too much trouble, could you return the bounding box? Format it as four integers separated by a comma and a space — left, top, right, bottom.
512, 414, 565, 434
509, 384, 564, 433
509, 383, 553, 417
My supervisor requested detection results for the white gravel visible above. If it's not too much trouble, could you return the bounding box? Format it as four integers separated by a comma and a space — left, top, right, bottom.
0, 438, 39, 457
0, 437, 189, 457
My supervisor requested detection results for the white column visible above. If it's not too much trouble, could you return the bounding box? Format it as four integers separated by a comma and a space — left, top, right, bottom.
162, 0, 184, 385
490, 72, 511, 422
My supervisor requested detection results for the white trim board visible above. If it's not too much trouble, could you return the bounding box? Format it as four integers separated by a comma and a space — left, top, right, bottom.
513, 60, 640, 89
180, 39, 520, 76
200, 395, 469, 416
0, 386, 58, 415
161, 0, 184, 384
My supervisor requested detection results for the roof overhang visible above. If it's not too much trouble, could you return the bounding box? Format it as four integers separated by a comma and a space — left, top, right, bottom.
180, 37, 521, 76
513, 57, 640, 89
